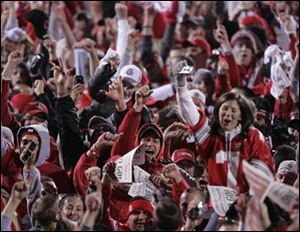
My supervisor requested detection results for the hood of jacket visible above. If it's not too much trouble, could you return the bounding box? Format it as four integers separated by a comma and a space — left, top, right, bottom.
17, 124, 50, 167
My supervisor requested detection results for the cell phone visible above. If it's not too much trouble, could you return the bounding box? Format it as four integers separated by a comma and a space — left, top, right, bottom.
75, 75, 84, 84
187, 202, 204, 220
20, 141, 37, 163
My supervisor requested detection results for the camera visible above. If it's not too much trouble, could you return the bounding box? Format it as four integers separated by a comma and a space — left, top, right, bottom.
20, 141, 38, 164
29, 53, 44, 75
75, 75, 84, 85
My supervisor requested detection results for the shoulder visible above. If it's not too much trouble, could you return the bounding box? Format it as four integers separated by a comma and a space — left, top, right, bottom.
248, 127, 266, 142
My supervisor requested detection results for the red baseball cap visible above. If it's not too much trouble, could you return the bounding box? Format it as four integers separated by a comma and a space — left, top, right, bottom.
22, 102, 48, 117
171, 148, 195, 164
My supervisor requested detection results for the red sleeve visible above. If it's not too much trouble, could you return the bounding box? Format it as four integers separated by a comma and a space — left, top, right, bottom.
172, 178, 189, 203
1, 80, 20, 135
250, 129, 274, 174
221, 54, 241, 88
73, 150, 99, 197
215, 73, 232, 98
111, 108, 141, 157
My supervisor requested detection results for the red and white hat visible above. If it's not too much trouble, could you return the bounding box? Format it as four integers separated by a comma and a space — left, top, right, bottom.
171, 148, 195, 164
120, 65, 142, 87
127, 198, 154, 218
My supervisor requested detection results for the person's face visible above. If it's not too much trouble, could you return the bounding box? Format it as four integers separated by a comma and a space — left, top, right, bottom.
122, 80, 138, 103
61, 196, 84, 225
74, 20, 87, 41
42, 180, 58, 196
5, 39, 25, 53
127, 210, 150, 231
195, 168, 208, 190
275, 1, 291, 18
186, 47, 207, 69
218, 100, 241, 131
232, 42, 253, 66
193, 80, 208, 96
276, 171, 298, 186
140, 136, 161, 161
180, 191, 203, 220
148, 107, 159, 124
288, 127, 299, 142
177, 160, 195, 177
23, 114, 45, 126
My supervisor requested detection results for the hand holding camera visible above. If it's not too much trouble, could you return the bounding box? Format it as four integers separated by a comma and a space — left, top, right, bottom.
20, 140, 39, 169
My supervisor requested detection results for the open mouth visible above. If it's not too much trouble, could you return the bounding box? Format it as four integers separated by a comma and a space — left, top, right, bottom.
69, 216, 79, 222
223, 118, 231, 125
145, 149, 155, 157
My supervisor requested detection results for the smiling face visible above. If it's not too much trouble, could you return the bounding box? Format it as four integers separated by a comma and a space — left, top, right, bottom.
218, 100, 241, 131
140, 136, 161, 162
61, 196, 84, 225
232, 41, 253, 66
127, 210, 150, 231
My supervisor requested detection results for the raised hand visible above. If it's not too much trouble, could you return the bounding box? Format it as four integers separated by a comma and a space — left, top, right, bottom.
43, 35, 57, 60
213, 21, 231, 52
133, 85, 152, 112
85, 166, 102, 187
163, 163, 182, 184
100, 76, 126, 111
11, 181, 28, 202
163, 122, 190, 142
150, 171, 169, 187
102, 161, 118, 183
115, 3, 128, 20
7, 49, 24, 68
70, 83, 84, 104
33, 80, 46, 96
93, 132, 123, 152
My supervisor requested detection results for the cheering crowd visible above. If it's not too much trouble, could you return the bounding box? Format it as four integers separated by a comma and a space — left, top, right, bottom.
1, 1, 299, 231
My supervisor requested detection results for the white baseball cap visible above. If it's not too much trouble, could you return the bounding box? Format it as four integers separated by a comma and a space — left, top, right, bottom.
277, 160, 298, 174
119, 65, 142, 87
6, 27, 26, 42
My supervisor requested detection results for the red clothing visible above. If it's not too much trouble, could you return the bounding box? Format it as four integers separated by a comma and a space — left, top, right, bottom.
221, 54, 267, 96
191, 110, 274, 193
1, 80, 61, 167
73, 149, 99, 197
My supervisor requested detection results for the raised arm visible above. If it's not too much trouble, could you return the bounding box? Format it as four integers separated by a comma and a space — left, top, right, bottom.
174, 61, 201, 127
111, 85, 151, 156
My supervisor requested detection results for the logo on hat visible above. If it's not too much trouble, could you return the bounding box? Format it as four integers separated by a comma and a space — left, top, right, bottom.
126, 68, 133, 76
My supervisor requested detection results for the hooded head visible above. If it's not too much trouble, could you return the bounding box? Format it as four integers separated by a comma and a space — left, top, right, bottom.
231, 29, 262, 66
137, 123, 164, 161
127, 197, 153, 231
17, 124, 50, 167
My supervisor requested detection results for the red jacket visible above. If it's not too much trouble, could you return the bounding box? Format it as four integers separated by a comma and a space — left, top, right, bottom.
191, 110, 274, 193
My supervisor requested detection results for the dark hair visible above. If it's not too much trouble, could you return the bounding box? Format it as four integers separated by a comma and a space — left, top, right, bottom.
154, 197, 182, 231
75, 12, 89, 23
59, 193, 85, 211
273, 145, 296, 171
32, 194, 59, 228
211, 92, 255, 136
